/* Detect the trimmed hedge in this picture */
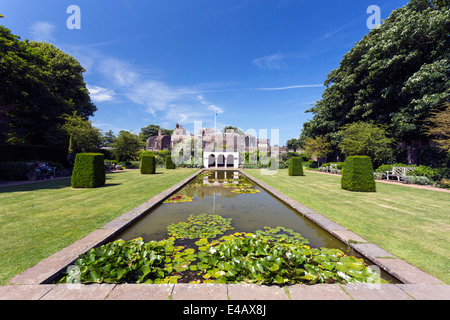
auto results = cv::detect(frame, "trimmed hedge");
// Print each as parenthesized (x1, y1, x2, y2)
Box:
(288, 157, 304, 176)
(71, 153, 105, 188)
(141, 155, 156, 174)
(341, 156, 376, 192)
(166, 155, 175, 169)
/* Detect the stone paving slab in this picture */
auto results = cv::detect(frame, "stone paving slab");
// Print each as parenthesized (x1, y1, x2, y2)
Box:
(331, 230, 368, 244)
(106, 284, 174, 300)
(343, 284, 413, 300)
(288, 284, 350, 300)
(8, 256, 75, 285)
(171, 283, 228, 300)
(372, 258, 444, 285)
(228, 284, 289, 300)
(395, 284, 450, 300)
(115, 210, 145, 221)
(52, 229, 116, 260)
(40, 284, 116, 300)
(305, 214, 348, 231)
(1, 283, 449, 300)
(0, 285, 55, 300)
(100, 218, 134, 231)
(350, 243, 397, 259)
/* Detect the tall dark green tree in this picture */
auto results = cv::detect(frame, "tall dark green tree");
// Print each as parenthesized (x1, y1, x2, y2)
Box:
(286, 138, 300, 152)
(0, 26, 96, 145)
(60, 112, 101, 155)
(113, 131, 144, 162)
(300, 0, 449, 162)
(101, 130, 117, 147)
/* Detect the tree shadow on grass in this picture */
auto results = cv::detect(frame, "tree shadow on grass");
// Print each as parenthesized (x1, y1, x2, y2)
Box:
(107, 170, 164, 175)
(0, 178, 121, 193)
(0, 178, 72, 193)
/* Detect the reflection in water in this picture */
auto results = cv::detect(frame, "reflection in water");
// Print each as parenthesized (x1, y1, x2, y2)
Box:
(114, 170, 348, 253)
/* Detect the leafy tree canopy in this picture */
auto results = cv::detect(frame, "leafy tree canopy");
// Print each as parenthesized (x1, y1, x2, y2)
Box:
(60, 112, 101, 156)
(286, 138, 300, 151)
(337, 121, 396, 167)
(0, 26, 96, 145)
(101, 130, 117, 147)
(300, 0, 449, 145)
(114, 130, 144, 161)
(303, 136, 332, 167)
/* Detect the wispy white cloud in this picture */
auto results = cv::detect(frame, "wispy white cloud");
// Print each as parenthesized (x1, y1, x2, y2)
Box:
(162, 104, 209, 126)
(127, 80, 181, 114)
(29, 21, 55, 43)
(98, 57, 139, 87)
(197, 95, 224, 114)
(79, 51, 223, 124)
(252, 53, 285, 70)
(87, 85, 115, 103)
(256, 84, 323, 91)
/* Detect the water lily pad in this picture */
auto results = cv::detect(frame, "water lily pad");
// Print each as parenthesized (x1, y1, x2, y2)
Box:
(167, 213, 234, 239)
(58, 220, 384, 286)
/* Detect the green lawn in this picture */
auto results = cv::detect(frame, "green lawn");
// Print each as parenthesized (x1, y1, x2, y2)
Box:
(245, 169, 450, 284)
(0, 168, 198, 285)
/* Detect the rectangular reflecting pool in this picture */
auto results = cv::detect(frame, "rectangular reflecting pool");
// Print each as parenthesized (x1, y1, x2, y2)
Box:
(114, 170, 350, 252)
(110, 170, 399, 283)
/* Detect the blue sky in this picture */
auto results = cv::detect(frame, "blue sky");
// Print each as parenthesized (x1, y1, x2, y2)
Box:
(0, 0, 408, 145)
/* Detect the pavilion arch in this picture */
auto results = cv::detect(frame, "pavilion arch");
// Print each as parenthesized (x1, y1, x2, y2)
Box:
(208, 154, 216, 168)
(226, 154, 234, 167)
(217, 154, 225, 168)
(204, 152, 239, 168)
